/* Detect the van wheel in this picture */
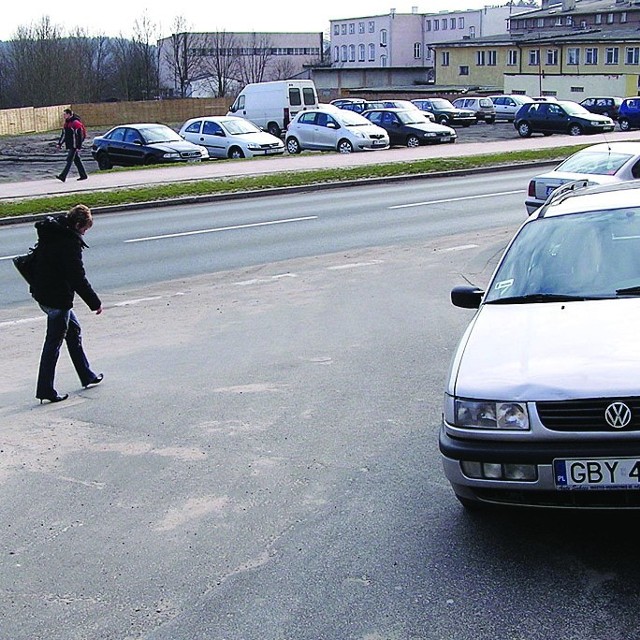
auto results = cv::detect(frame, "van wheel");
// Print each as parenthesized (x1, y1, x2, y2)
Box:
(267, 123, 281, 138)
(96, 152, 112, 170)
(569, 123, 583, 136)
(406, 135, 420, 148)
(337, 139, 353, 153)
(228, 146, 245, 159)
(517, 121, 532, 138)
(619, 118, 631, 131)
(286, 137, 301, 154)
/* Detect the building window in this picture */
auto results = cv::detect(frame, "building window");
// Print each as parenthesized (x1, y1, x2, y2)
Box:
(450, 18, 456, 29)
(341, 45, 347, 62)
(348, 44, 355, 61)
(555, 16, 564, 26)
(426, 19, 431, 31)
(607, 13, 614, 23)
(626, 47, 640, 65)
(460, 65, 469, 76)
(334, 46, 339, 62)
(381, 55, 387, 67)
(442, 51, 450, 66)
(570, 86, 585, 93)
(537, 18, 545, 27)
(585, 48, 598, 65)
(595, 14, 602, 24)
(359, 21, 365, 34)
(349, 23, 355, 34)
(414, 42, 421, 59)
(507, 49, 518, 66)
(333, 25, 340, 35)
(567, 47, 580, 65)
(606, 47, 619, 65)
(368, 43, 375, 61)
(476, 51, 485, 66)
(469, 26, 476, 38)
(358, 44, 365, 61)
(546, 49, 558, 65)
(381, 29, 387, 46)
(434, 20, 440, 31)
(566, 15, 573, 26)
(529, 49, 540, 66)
(442, 18, 448, 30)
(621, 12, 628, 23)
(488, 50, 497, 66)
(369, 21, 375, 33)
(458, 17, 465, 29)
(341, 24, 347, 35)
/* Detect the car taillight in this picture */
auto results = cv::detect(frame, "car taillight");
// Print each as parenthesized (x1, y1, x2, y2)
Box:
(528, 180, 536, 197)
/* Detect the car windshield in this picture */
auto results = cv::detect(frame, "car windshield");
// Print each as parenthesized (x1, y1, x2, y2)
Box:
(562, 102, 591, 116)
(141, 126, 182, 144)
(397, 110, 429, 125)
(430, 98, 454, 109)
(220, 119, 261, 135)
(340, 111, 370, 126)
(555, 150, 633, 176)
(484, 208, 640, 303)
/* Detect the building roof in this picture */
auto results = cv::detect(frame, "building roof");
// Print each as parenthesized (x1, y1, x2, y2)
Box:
(514, 0, 640, 18)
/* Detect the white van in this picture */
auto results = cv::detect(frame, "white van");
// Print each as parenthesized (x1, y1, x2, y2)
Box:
(227, 80, 319, 138)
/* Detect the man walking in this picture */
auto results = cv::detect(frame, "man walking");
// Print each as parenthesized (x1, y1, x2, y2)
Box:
(56, 108, 88, 182)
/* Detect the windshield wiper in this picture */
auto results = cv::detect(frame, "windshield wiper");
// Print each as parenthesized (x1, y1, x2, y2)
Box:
(487, 293, 594, 304)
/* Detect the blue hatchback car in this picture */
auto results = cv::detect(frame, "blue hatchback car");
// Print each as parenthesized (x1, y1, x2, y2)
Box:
(618, 97, 640, 131)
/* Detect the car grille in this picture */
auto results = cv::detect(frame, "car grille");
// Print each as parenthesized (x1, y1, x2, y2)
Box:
(536, 398, 640, 432)
(369, 134, 386, 140)
(259, 143, 281, 149)
(476, 488, 640, 508)
(180, 151, 201, 158)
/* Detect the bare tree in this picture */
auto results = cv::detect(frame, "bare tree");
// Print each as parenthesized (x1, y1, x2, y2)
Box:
(161, 16, 202, 97)
(197, 29, 238, 97)
(131, 12, 160, 100)
(235, 33, 274, 85)
(270, 58, 297, 81)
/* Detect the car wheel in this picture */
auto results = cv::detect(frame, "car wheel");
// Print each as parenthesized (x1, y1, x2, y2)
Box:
(517, 121, 532, 138)
(406, 135, 420, 148)
(267, 123, 281, 138)
(449, 137, 457, 143)
(461, 122, 471, 128)
(438, 116, 450, 126)
(486, 117, 495, 124)
(286, 137, 301, 154)
(619, 118, 631, 132)
(569, 124, 583, 136)
(228, 146, 245, 159)
(96, 152, 112, 170)
(144, 155, 158, 165)
(337, 139, 353, 154)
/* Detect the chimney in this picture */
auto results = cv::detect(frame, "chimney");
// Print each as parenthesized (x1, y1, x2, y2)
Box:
(412, 5, 419, 12)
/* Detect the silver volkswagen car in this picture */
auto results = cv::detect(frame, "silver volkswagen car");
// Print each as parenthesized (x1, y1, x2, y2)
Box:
(442, 180, 640, 509)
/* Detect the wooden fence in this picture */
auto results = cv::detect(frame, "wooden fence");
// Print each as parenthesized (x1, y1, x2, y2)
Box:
(0, 98, 231, 136)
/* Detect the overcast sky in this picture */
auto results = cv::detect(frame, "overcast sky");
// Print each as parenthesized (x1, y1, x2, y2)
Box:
(0, 0, 508, 40)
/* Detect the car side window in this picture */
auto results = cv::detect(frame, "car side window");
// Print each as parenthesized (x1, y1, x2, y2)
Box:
(367, 111, 382, 124)
(382, 112, 397, 125)
(632, 161, 640, 180)
(203, 121, 224, 136)
(298, 112, 316, 125)
(185, 121, 202, 134)
(326, 115, 338, 128)
(124, 128, 142, 143)
(316, 112, 329, 127)
(109, 128, 126, 141)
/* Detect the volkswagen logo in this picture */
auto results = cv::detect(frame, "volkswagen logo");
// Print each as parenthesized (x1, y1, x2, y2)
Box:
(605, 402, 632, 429)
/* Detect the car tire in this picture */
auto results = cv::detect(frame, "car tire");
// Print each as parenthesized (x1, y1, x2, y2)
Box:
(406, 135, 420, 148)
(517, 121, 532, 138)
(619, 118, 631, 132)
(449, 137, 457, 143)
(96, 152, 112, 170)
(286, 137, 301, 154)
(486, 117, 495, 124)
(438, 116, 450, 126)
(461, 122, 471, 128)
(337, 139, 353, 154)
(569, 124, 583, 136)
(228, 146, 245, 159)
(267, 123, 281, 138)
(144, 155, 158, 165)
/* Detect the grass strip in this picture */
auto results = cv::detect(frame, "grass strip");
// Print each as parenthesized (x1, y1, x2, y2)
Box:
(0, 145, 585, 219)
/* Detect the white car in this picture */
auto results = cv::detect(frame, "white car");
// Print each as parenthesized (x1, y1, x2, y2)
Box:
(442, 180, 640, 510)
(179, 115, 284, 159)
(285, 107, 389, 154)
(525, 142, 640, 214)
(489, 94, 534, 121)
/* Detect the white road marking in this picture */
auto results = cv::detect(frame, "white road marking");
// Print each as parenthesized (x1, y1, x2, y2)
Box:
(113, 297, 163, 306)
(440, 244, 479, 252)
(124, 216, 318, 243)
(389, 190, 524, 210)
(235, 274, 298, 286)
(0, 316, 43, 328)
(327, 260, 383, 270)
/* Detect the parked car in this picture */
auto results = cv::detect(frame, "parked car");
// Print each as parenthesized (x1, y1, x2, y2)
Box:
(452, 96, 496, 123)
(579, 96, 623, 120)
(531, 96, 559, 102)
(285, 107, 389, 154)
(525, 142, 640, 213)
(618, 97, 640, 131)
(179, 115, 284, 159)
(362, 108, 457, 146)
(330, 98, 369, 114)
(489, 94, 534, 121)
(441, 179, 640, 509)
(411, 98, 475, 127)
(91, 123, 208, 170)
(362, 99, 436, 122)
(514, 101, 615, 137)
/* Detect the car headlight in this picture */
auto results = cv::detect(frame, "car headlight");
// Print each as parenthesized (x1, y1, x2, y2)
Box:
(424, 132, 437, 137)
(247, 143, 261, 150)
(163, 152, 181, 159)
(591, 121, 603, 126)
(454, 399, 529, 430)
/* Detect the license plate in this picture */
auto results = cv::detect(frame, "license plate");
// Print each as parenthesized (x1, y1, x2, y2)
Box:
(372, 141, 386, 147)
(554, 458, 640, 490)
(441, 136, 450, 142)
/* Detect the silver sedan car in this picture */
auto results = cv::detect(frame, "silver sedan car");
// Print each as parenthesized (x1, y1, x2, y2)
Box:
(525, 142, 640, 214)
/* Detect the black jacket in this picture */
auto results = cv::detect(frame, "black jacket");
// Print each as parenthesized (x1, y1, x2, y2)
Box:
(30, 215, 101, 311)
(57, 114, 85, 150)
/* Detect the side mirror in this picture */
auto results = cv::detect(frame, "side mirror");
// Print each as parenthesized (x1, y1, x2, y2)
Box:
(327, 122, 339, 129)
(451, 285, 484, 309)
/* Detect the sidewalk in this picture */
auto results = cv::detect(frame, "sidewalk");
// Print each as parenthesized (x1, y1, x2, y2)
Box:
(2, 131, 638, 201)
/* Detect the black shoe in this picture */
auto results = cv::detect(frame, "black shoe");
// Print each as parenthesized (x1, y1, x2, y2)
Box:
(38, 393, 69, 404)
(78, 176, 88, 181)
(55, 175, 66, 182)
(83, 373, 103, 388)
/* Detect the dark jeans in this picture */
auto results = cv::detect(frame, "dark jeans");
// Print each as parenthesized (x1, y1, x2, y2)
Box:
(59, 149, 87, 180)
(36, 305, 96, 398)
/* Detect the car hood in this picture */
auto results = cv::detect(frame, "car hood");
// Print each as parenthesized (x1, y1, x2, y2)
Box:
(450, 299, 640, 401)
(404, 122, 455, 134)
(236, 131, 283, 145)
(147, 139, 201, 152)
